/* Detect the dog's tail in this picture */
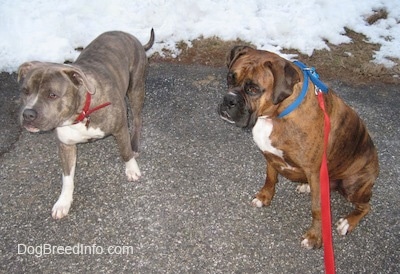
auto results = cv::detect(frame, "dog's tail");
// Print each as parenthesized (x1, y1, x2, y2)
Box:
(143, 28, 155, 51)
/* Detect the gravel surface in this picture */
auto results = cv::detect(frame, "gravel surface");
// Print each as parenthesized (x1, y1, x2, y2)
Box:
(0, 63, 399, 273)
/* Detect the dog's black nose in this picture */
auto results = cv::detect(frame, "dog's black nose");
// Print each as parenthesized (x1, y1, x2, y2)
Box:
(223, 93, 239, 108)
(23, 109, 37, 122)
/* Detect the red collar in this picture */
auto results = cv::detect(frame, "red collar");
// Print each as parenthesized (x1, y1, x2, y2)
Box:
(74, 92, 111, 127)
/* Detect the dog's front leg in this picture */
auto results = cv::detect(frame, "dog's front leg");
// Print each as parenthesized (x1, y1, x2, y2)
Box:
(301, 173, 322, 249)
(252, 162, 279, 207)
(51, 142, 76, 219)
(114, 129, 141, 181)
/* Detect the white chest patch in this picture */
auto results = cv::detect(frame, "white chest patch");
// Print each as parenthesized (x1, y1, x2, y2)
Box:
(56, 123, 106, 145)
(252, 116, 284, 158)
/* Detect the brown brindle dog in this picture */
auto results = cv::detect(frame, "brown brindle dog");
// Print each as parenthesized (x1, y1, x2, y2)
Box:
(218, 46, 379, 249)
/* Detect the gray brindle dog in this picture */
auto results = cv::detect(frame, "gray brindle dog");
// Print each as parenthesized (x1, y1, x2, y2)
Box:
(18, 29, 154, 219)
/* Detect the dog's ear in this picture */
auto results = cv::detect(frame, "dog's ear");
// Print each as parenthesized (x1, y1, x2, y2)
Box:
(17, 61, 42, 83)
(265, 59, 300, 105)
(226, 46, 251, 69)
(63, 67, 96, 94)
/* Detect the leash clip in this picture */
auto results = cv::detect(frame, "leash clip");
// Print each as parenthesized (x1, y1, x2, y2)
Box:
(315, 86, 322, 95)
(85, 116, 91, 128)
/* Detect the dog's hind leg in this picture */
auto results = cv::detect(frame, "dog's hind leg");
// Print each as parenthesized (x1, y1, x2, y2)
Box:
(335, 173, 375, 235)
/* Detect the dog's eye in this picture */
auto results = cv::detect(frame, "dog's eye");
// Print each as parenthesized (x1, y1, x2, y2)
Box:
(245, 84, 260, 95)
(48, 92, 58, 99)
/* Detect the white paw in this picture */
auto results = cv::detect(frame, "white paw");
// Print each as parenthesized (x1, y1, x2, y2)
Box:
(251, 198, 263, 208)
(296, 183, 310, 193)
(125, 157, 141, 181)
(52, 199, 72, 219)
(336, 218, 350, 235)
(301, 238, 314, 250)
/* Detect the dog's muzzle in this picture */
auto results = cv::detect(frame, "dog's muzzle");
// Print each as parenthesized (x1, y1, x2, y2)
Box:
(219, 109, 235, 124)
(219, 92, 240, 123)
(21, 108, 41, 132)
(218, 92, 240, 123)
(219, 91, 253, 128)
(23, 108, 38, 122)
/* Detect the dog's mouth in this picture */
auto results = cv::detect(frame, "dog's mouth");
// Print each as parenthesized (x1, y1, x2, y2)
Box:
(219, 110, 235, 124)
(23, 124, 41, 133)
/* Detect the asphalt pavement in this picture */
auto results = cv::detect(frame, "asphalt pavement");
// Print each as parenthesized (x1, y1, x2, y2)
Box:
(0, 63, 399, 273)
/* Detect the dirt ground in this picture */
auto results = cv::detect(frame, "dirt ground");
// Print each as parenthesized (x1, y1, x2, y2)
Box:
(150, 11, 399, 86)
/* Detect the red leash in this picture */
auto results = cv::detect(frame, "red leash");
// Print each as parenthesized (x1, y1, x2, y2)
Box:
(317, 91, 335, 274)
(279, 61, 335, 273)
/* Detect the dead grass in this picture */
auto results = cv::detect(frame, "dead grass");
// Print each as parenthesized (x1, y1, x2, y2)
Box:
(150, 37, 252, 67)
(281, 28, 400, 85)
(150, 10, 399, 85)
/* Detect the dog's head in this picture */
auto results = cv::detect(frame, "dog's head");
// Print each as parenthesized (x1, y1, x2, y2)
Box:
(218, 46, 301, 128)
(17, 62, 94, 132)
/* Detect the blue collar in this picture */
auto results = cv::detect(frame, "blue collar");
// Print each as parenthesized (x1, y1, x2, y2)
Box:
(278, 61, 329, 118)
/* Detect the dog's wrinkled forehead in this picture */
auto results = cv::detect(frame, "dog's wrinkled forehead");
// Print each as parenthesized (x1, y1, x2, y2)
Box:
(18, 62, 93, 94)
(226, 46, 281, 87)
(19, 63, 65, 86)
(226, 46, 301, 105)
(23, 69, 70, 97)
